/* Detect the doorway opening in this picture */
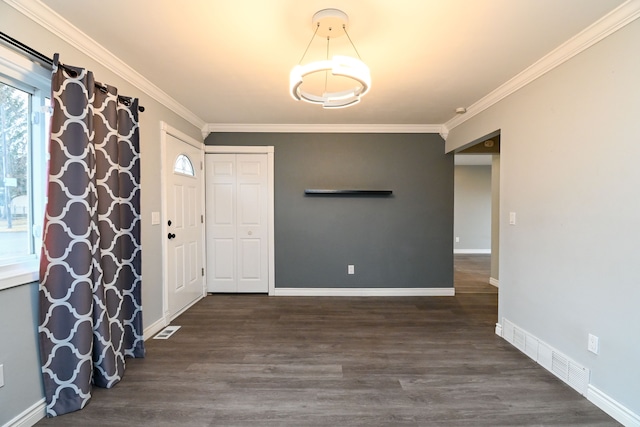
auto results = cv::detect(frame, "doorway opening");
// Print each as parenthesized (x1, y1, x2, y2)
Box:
(453, 131, 500, 294)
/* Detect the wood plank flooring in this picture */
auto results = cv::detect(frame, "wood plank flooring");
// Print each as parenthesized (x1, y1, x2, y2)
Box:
(36, 256, 617, 426)
(454, 254, 496, 294)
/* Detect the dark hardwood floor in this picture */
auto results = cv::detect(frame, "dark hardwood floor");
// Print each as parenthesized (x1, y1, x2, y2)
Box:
(454, 254, 496, 294)
(36, 256, 617, 426)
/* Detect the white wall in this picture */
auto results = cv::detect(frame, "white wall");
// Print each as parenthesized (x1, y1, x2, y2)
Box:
(446, 17, 640, 417)
(0, 3, 203, 424)
(454, 165, 491, 252)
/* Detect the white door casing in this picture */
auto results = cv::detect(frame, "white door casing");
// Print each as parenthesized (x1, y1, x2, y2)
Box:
(161, 123, 205, 320)
(204, 146, 274, 294)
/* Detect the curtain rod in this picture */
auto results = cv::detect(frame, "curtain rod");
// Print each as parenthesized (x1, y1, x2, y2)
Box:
(0, 31, 145, 112)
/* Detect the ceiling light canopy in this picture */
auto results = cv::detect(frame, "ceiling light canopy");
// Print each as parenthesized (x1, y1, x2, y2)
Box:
(290, 9, 371, 109)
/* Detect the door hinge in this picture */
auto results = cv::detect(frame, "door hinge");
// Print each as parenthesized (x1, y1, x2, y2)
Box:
(201, 267, 205, 276)
(201, 214, 204, 223)
(201, 161, 203, 170)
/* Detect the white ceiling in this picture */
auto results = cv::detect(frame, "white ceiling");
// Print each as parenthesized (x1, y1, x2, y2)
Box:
(39, 0, 625, 127)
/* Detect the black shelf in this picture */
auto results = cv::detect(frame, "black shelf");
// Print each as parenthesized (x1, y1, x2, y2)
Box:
(304, 189, 393, 196)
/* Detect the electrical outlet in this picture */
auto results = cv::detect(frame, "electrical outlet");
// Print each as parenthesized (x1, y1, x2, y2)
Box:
(348, 265, 355, 275)
(455, 237, 460, 243)
(588, 334, 599, 354)
(0, 364, 4, 388)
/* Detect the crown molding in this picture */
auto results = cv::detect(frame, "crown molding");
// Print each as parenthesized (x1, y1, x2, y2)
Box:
(203, 123, 444, 138)
(3, 0, 206, 130)
(444, 0, 640, 132)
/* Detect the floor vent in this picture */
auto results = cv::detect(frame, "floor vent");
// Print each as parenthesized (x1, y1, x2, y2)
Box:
(153, 325, 181, 340)
(501, 317, 589, 395)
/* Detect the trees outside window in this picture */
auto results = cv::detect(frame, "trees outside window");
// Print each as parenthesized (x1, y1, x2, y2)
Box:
(0, 82, 30, 259)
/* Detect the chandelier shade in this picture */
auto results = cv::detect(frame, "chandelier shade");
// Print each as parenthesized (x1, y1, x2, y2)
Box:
(290, 9, 371, 109)
(290, 56, 371, 109)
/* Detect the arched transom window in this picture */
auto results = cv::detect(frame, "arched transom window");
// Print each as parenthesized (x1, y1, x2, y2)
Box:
(174, 154, 195, 176)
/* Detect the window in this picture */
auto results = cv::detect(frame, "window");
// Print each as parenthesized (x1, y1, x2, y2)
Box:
(0, 44, 51, 289)
(174, 154, 195, 176)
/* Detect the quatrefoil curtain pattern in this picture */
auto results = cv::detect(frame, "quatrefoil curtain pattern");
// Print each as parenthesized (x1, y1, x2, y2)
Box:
(39, 58, 145, 417)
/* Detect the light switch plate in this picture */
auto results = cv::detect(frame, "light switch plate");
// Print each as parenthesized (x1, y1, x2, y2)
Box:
(588, 334, 599, 354)
(151, 211, 160, 225)
(0, 364, 4, 388)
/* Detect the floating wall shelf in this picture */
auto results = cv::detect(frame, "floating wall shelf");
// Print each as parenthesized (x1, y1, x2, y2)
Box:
(304, 189, 393, 196)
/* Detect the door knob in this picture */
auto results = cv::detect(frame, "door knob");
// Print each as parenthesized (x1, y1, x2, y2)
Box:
(168, 233, 176, 239)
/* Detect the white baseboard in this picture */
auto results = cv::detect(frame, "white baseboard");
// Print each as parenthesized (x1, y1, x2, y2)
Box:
(587, 385, 640, 427)
(273, 287, 455, 297)
(143, 316, 169, 341)
(502, 317, 590, 395)
(495, 322, 502, 336)
(501, 317, 640, 426)
(143, 295, 206, 340)
(3, 398, 45, 427)
(489, 277, 499, 287)
(454, 249, 491, 254)
(5, 297, 206, 427)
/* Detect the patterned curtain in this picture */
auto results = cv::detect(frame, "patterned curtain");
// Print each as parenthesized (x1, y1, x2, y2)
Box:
(38, 58, 145, 417)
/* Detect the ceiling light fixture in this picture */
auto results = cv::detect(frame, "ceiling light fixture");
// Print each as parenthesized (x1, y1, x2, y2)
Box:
(290, 8, 371, 109)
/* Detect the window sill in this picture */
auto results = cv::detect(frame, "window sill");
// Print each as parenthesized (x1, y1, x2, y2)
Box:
(0, 260, 39, 291)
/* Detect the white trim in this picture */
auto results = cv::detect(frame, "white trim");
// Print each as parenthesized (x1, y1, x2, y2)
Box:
(159, 123, 169, 322)
(161, 122, 203, 148)
(142, 315, 169, 341)
(0, 42, 50, 291)
(3, 0, 206, 130)
(0, 43, 50, 88)
(587, 385, 640, 427)
(454, 249, 491, 254)
(267, 151, 275, 296)
(0, 261, 38, 291)
(501, 317, 591, 396)
(489, 277, 499, 288)
(495, 322, 503, 336)
(204, 145, 276, 296)
(444, 0, 640, 133)
(273, 287, 455, 297)
(3, 398, 46, 427)
(202, 123, 444, 137)
(204, 145, 274, 154)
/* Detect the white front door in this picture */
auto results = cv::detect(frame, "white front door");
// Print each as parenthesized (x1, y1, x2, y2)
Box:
(206, 153, 269, 293)
(165, 133, 204, 318)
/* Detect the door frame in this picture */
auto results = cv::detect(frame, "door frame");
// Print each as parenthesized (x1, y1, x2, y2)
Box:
(160, 122, 206, 321)
(204, 145, 275, 295)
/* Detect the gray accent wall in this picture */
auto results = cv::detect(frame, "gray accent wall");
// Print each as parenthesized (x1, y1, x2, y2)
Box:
(446, 18, 640, 417)
(206, 133, 453, 288)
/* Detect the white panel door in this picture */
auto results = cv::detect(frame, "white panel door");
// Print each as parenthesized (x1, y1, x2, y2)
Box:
(206, 153, 268, 293)
(206, 154, 236, 292)
(165, 135, 204, 317)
